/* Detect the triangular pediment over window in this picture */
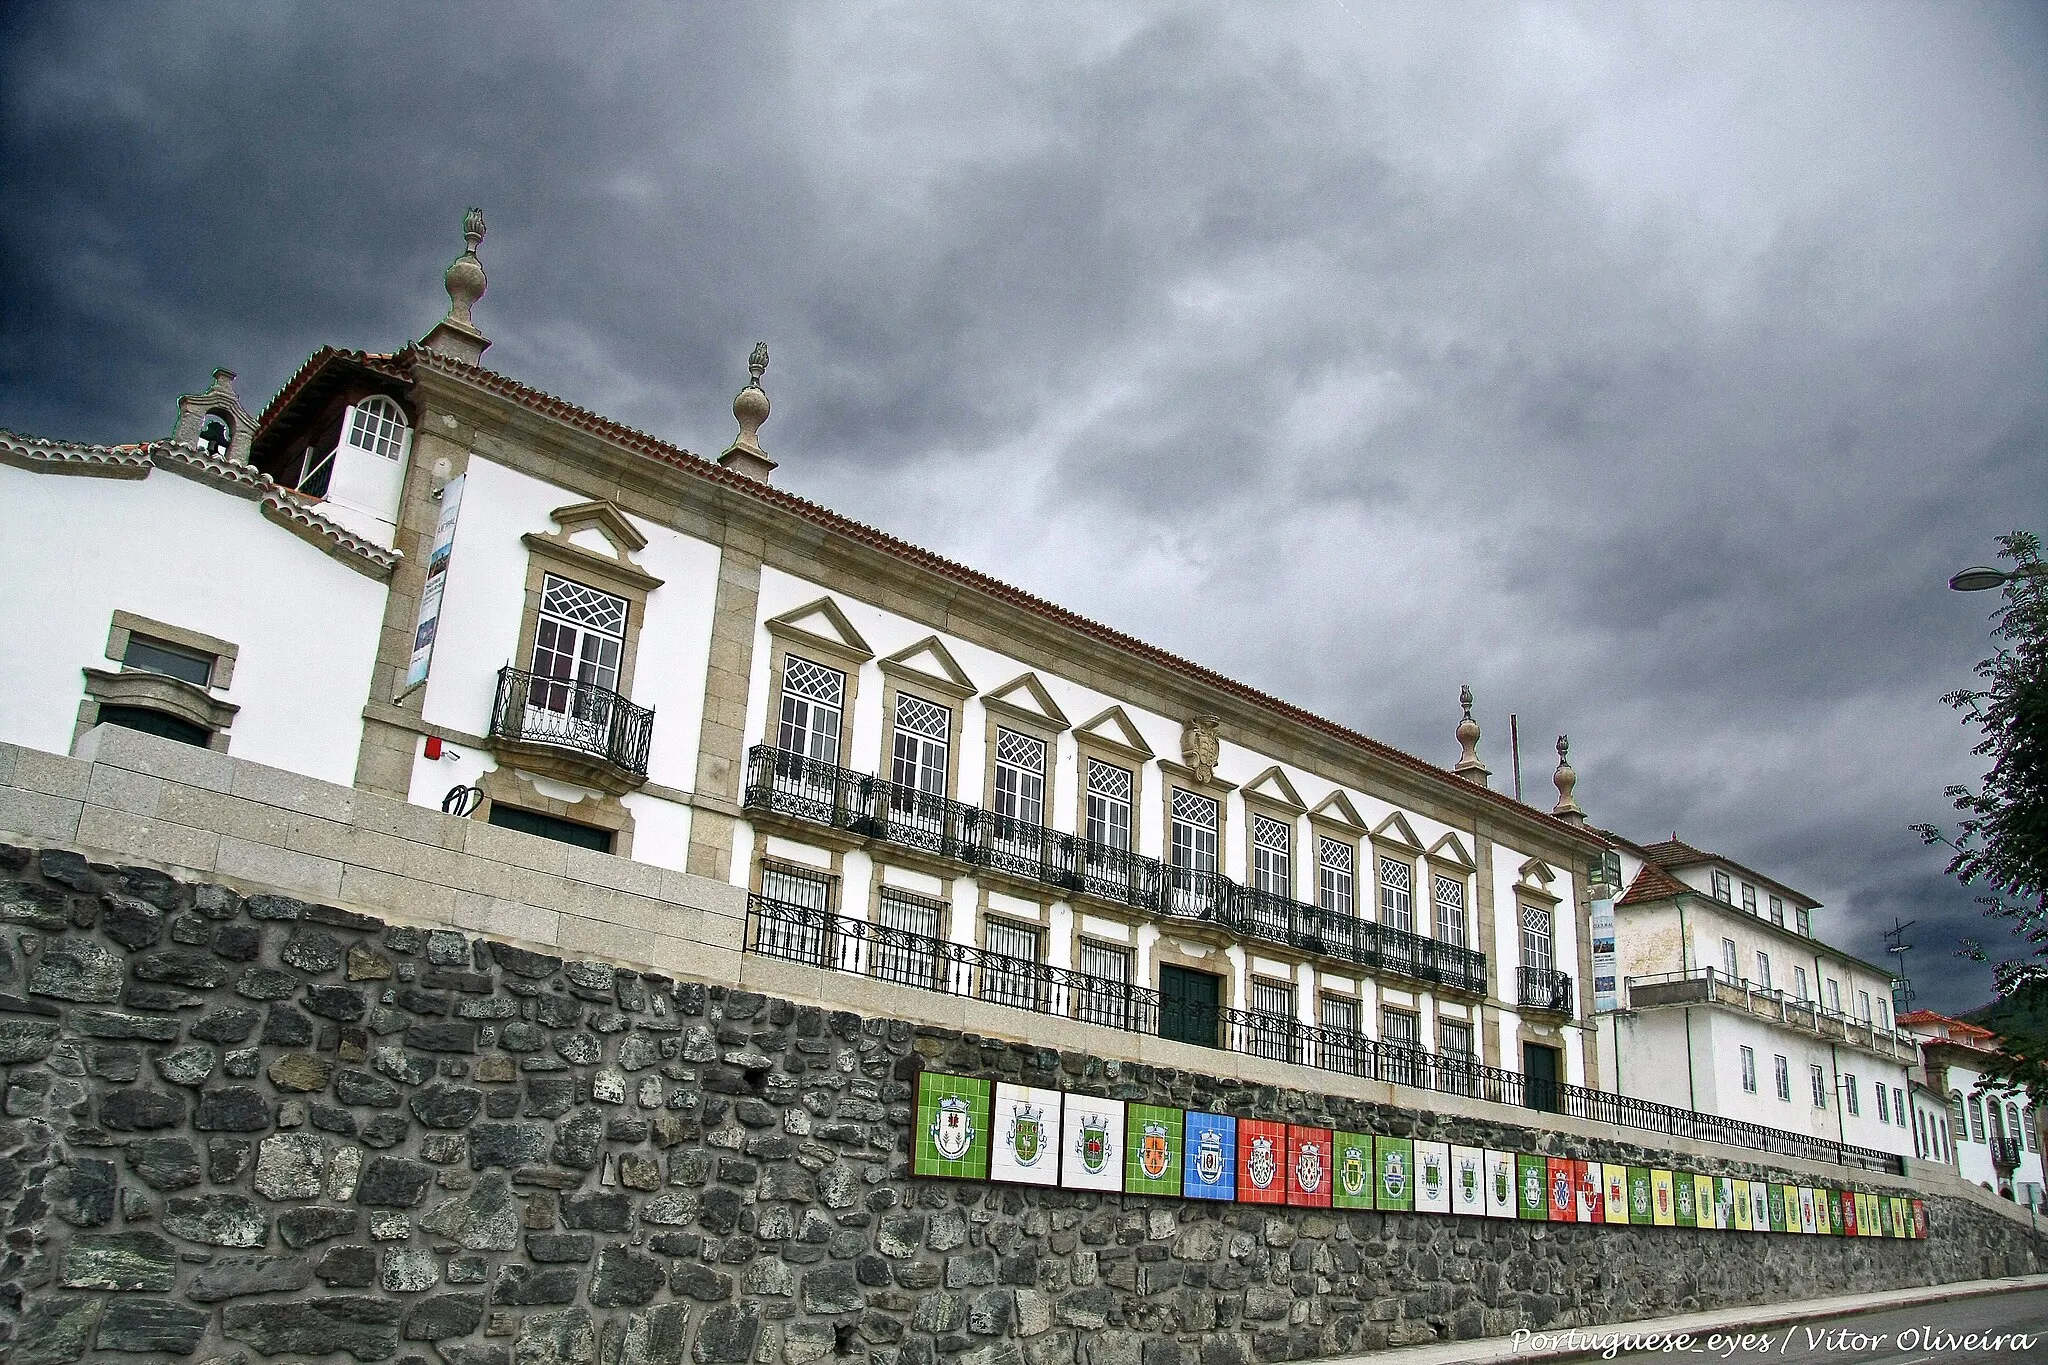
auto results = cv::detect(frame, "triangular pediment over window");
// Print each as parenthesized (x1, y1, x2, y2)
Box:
(1428, 832, 1476, 872)
(765, 597, 873, 664)
(880, 635, 976, 700)
(550, 500, 648, 555)
(983, 672, 1070, 731)
(1517, 856, 1562, 903)
(1372, 811, 1424, 854)
(1309, 790, 1366, 832)
(1075, 705, 1154, 761)
(1241, 766, 1306, 814)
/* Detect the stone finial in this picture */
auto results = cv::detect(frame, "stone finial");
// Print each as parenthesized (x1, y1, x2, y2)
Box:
(1551, 734, 1585, 824)
(1452, 685, 1490, 787)
(718, 342, 778, 483)
(421, 207, 491, 365)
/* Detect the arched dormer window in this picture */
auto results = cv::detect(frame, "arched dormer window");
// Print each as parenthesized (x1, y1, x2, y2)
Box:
(346, 395, 410, 460)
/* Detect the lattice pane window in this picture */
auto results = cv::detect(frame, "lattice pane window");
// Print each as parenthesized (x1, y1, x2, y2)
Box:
(782, 656, 844, 708)
(1318, 838, 1354, 917)
(1252, 814, 1290, 896)
(1085, 760, 1133, 850)
(346, 396, 409, 459)
(1172, 790, 1219, 829)
(1087, 760, 1131, 802)
(1433, 874, 1467, 945)
(895, 694, 950, 741)
(995, 728, 1045, 774)
(1379, 858, 1413, 931)
(541, 575, 628, 637)
(1520, 904, 1554, 972)
(1170, 790, 1219, 873)
(993, 728, 1046, 828)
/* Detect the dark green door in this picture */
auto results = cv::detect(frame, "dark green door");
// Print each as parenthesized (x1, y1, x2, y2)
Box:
(1523, 1042, 1560, 1114)
(1159, 966, 1222, 1047)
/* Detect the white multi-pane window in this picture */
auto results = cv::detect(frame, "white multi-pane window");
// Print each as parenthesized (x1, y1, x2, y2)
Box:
(1434, 874, 1467, 946)
(1721, 938, 1739, 980)
(1085, 760, 1132, 850)
(1796, 908, 1812, 936)
(1968, 1094, 1985, 1143)
(1811, 1065, 1828, 1108)
(1880, 999, 1892, 1031)
(777, 655, 844, 762)
(1170, 791, 1220, 872)
(891, 695, 950, 798)
(1248, 979, 1295, 1061)
(1876, 1083, 1891, 1123)
(1711, 870, 1733, 903)
(1844, 1074, 1860, 1116)
(1794, 966, 1810, 1001)
(874, 891, 942, 990)
(1858, 990, 1872, 1022)
(1379, 858, 1413, 932)
(1076, 941, 1131, 1027)
(982, 918, 1040, 1011)
(1741, 883, 1757, 916)
(992, 729, 1046, 828)
(1740, 1046, 1757, 1093)
(1827, 979, 1842, 1013)
(345, 395, 409, 459)
(1775, 1055, 1791, 1102)
(1520, 905, 1554, 973)
(1769, 895, 1785, 926)
(1251, 814, 1291, 896)
(529, 575, 626, 714)
(1317, 839, 1354, 916)
(1756, 951, 1772, 992)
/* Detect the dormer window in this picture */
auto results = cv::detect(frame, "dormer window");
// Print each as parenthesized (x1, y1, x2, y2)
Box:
(1711, 869, 1732, 903)
(347, 395, 410, 460)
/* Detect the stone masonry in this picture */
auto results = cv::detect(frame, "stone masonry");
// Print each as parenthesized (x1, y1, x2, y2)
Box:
(1, 844, 2041, 1365)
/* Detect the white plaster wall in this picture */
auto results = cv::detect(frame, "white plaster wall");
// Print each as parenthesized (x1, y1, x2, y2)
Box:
(0, 463, 385, 785)
(415, 457, 723, 845)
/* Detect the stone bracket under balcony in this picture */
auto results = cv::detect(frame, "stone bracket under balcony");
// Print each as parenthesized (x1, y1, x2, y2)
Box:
(487, 665, 654, 795)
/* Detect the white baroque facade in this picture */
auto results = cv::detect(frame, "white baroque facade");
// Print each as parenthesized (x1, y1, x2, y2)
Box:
(1902, 1010, 2045, 1208)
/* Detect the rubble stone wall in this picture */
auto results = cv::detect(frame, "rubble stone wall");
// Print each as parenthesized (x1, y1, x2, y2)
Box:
(1, 844, 2040, 1365)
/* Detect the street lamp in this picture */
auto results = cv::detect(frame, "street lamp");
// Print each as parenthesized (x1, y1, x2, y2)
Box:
(1950, 564, 2044, 592)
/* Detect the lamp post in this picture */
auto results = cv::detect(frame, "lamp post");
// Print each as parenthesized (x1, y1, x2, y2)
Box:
(1949, 564, 2044, 592)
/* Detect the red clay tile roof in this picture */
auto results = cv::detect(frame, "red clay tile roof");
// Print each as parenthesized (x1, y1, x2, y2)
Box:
(1616, 862, 1692, 907)
(1638, 838, 1715, 868)
(1897, 1009, 1995, 1040)
(258, 344, 1608, 849)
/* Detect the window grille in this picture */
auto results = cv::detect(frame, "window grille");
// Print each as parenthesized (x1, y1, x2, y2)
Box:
(778, 655, 845, 764)
(1379, 858, 1413, 931)
(1740, 1046, 1756, 1094)
(1248, 980, 1295, 1061)
(992, 728, 1046, 828)
(1075, 940, 1132, 1027)
(1434, 874, 1467, 945)
(758, 866, 833, 965)
(1251, 814, 1290, 895)
(1319, 839, 1354, 917)
(982, 918, 1040, 1011)
(1775, 1055, 1791, 1102)
(873, 892, 943, 991)
(1085, 760, 1133, 850)
(346, 395, 409, 459)
(1439, 1019, 1472, 1059)
(1320, 995, 1357, 1033)
(1811, 1065, 1827, 1108)
(1520, 905, 1554, 973)
(1382, 1009, 1419, 1084)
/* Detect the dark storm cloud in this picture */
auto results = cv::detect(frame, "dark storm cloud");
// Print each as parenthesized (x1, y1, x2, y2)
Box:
(4, 1, 2043, 1009)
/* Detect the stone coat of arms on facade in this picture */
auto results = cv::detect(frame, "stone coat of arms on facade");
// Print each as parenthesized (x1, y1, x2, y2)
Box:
(1181, 715, 1221, 785)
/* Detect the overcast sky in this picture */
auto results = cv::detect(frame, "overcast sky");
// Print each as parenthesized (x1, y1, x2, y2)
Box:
(3, 2, 2042, 1012)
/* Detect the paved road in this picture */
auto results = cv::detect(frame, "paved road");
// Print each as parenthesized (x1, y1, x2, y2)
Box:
(1586, 1286, 2048, 1364)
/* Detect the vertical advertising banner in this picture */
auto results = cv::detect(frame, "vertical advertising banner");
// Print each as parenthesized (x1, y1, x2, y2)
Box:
(1485, 1150, 1517, 1220)
(1124, 1104, 1183, 1199)
(1517, 1155, 1549, 1220)
(1912, 1200, 1929, 1239)
(1749, 1183, 1769, 1234)
(1604, 1166, 1632, 1225)
(915, 1072, 993, 1180)
(1733, 1181, 1752, 1232)
(1768, 1185, 1788, 1234)
(989, 1083, 1063, 1187)
(1375, 1137, 1416, 1212)
(1183, 1113, 1236, 1202)
(1237, 1119, 1288, 1205)
(1799, 1187, 1818, 1235)
(1332, 1131, 1374, 1211)
(404, 472, 465, 690)
(1574, 1160, 1599, 1223)
(1286, 1126, 1334, 1209)
(1839, 1191, 1858, 1237)
(1626, 1167, 1653, 1225)
(1651, 1170, 1676, 1227)
(1695, 1175, 1719, 1231)
(1546, 1158, 1575, 1221)
(1714, 1177, 1736, 1230)
(1414, 1141, 1452, 1215)
(1451, 1146, 1486, 1218)
(1673, 1171, 1696, 1228)
(1060, 1094, 1125, 1192)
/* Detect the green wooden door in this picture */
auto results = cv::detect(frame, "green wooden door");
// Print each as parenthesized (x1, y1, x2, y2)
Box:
(1159, 966, 1222, 1047)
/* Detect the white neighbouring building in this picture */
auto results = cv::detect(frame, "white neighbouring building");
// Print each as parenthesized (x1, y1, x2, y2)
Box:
(1596, 834, 1921, 1164)
(0, 211, 1617, 1109)
(1900, 1010, 2045, 1208)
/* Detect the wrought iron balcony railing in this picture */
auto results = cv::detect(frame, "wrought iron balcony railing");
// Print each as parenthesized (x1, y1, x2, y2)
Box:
(1991, 1135, 2024, 1171)
(744, 895, 1903, 1175)
(1517, 965, 1574, 1015)
(489, 666, 654, 778)
(1624, 969, 1918, 1063)
(742, 745, 1491, 999)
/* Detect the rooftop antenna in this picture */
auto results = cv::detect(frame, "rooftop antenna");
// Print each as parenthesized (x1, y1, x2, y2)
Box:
(1509, 713, 1523, 802)
(1884, 917, 1917, 1011)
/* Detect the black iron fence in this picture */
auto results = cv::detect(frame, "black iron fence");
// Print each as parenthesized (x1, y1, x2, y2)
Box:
(743, 746, 1489, 998)
(745, 894, 1903, 1175)
(490, 666, 654, 777)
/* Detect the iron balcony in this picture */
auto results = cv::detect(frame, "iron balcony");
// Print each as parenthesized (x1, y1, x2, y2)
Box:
(742, 745, 1490, 999)
(1517, 965, 1575, 1016)
(488, 666, 655, 784)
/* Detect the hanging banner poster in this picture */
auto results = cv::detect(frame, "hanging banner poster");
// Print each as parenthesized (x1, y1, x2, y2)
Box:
(1714, 1177, 1736, 1230)
(1333, 1132, 1375, 1211)
(1768, 1185, 1788, 1234)
(1516, 1155, 1548, 1220)
(1604, 1165, 1631, 1225)
(1862, 1193, 1880, 1237)
(1574, 1160, 1599, 1223)
(1912, 1200, 1928, 1239)
(1695, 1174, 1719, 1231)
(1749, 1183, 1770, 1234)
(1900, 1197, 1916, 1238)
(1060, 1094, 1125, 1192)
(1651, 1170, 1676, 1227)
(1414, 1141, 1452, 1215)
(1451, 1146, 1486, 1218)
(1626, 1167, 1653, 1225)
(1237, 1119, 1288, 1205)
(1817, 1189, 1836, 1237)
(915, 1072, 993, 1180)
(1373, 1137, 1415, 1212)
(403, 473, 466, 691)
(1485, 1150, 1517, 1220)
(1124, 1104, 1183, 1199)
(1546, 1158, 1574, 1221)
(1673, 1171, 1696, 1228)
(1183, 1113, 1236, 1202)
(1799, 1187, 1818, 1235)
(1839, 1191, 1858, 1237)
(1287, 1126, 1333, 1209)
(989, 1083, 1063, 1187)
(1732, 1181, 1752, 1232)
